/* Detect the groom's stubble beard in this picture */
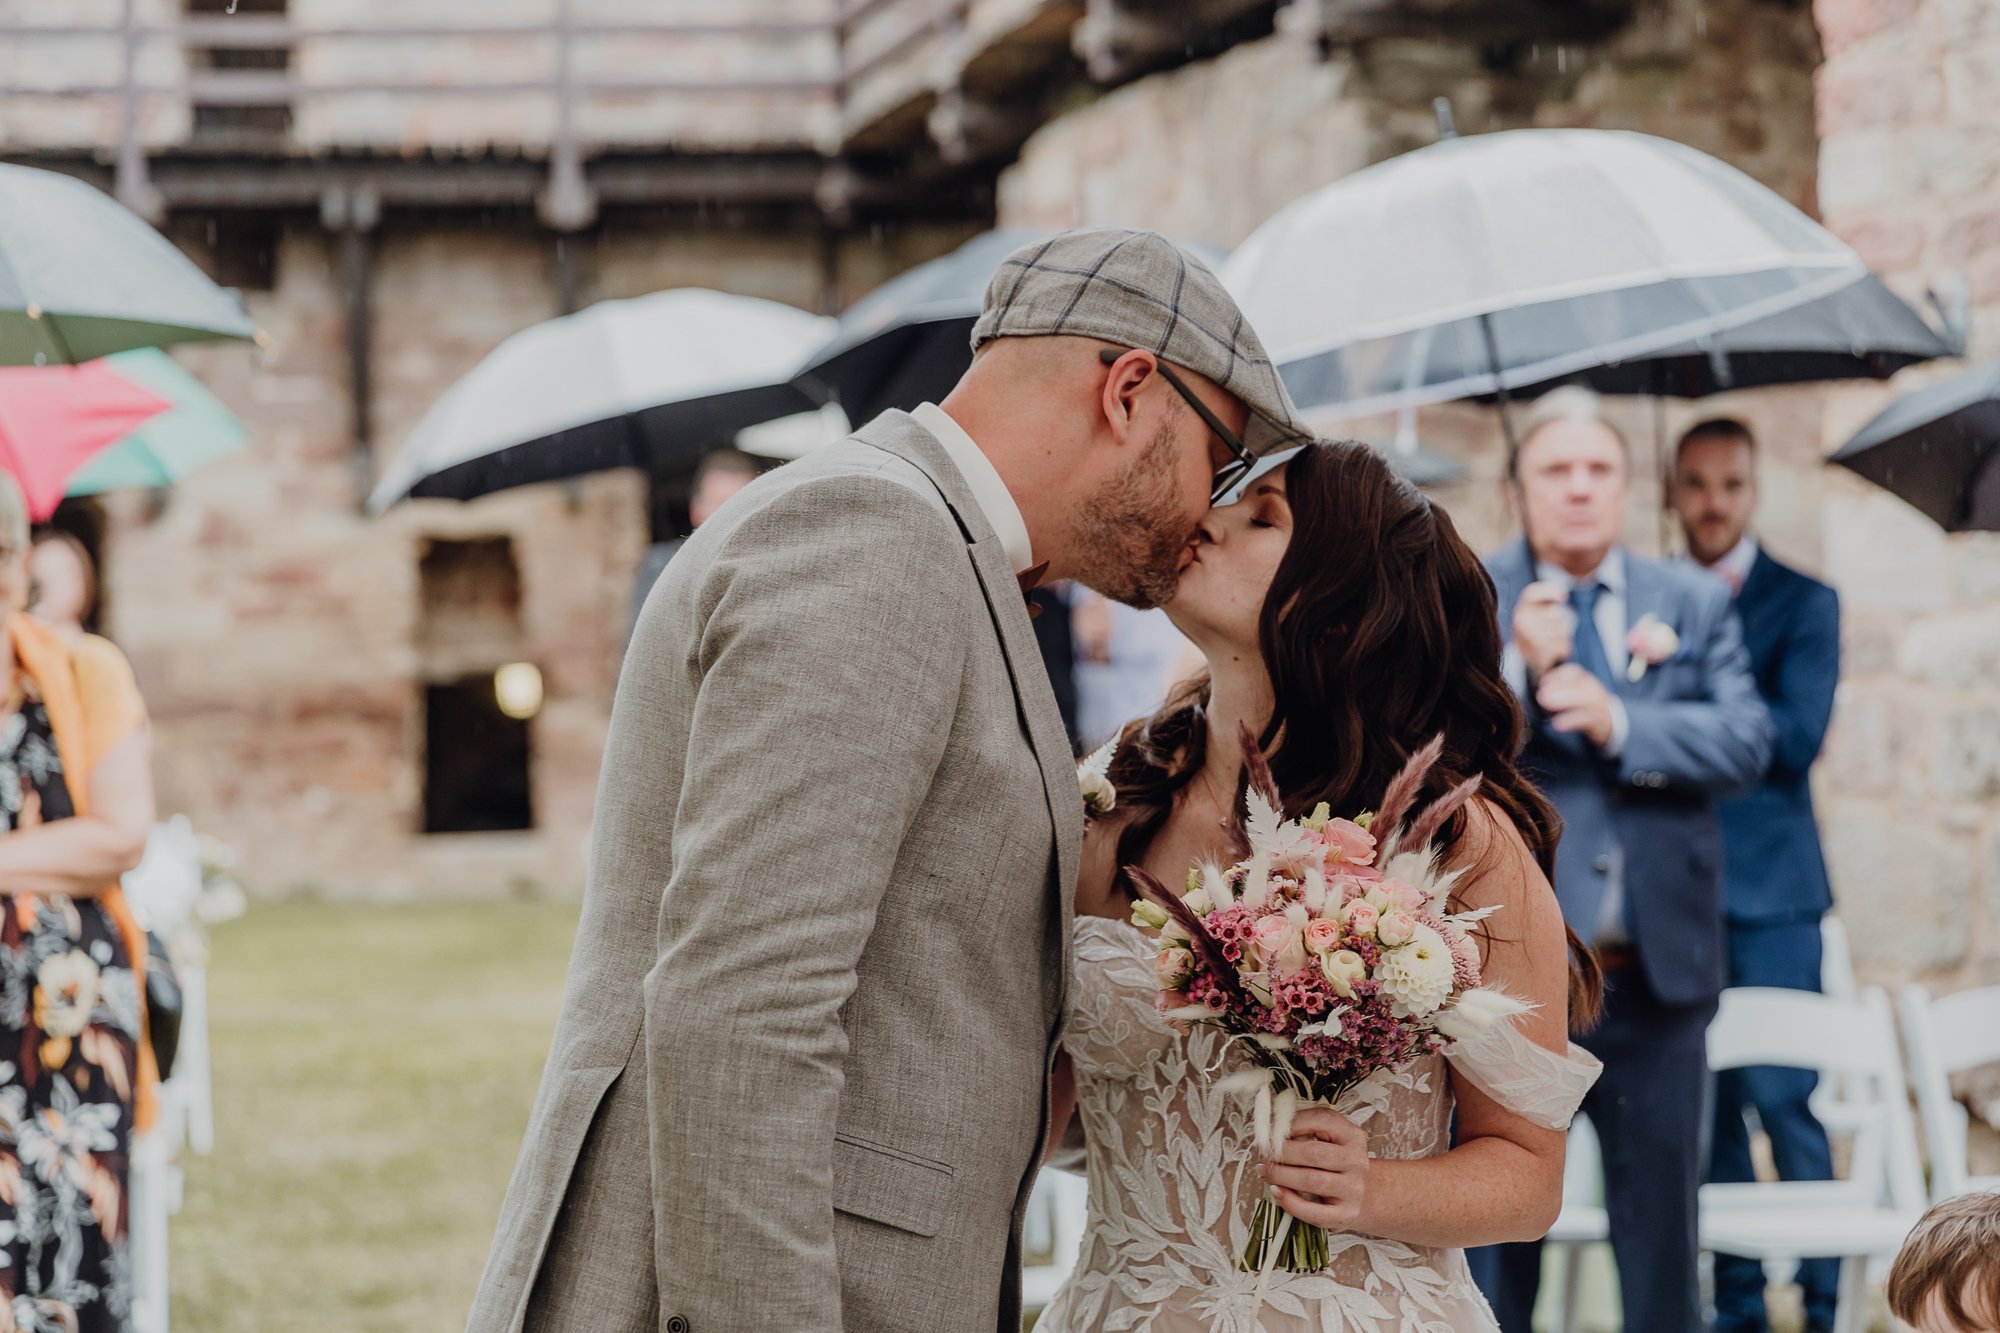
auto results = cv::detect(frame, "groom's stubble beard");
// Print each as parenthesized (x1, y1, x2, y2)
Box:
(1070, 406, 1198, 610)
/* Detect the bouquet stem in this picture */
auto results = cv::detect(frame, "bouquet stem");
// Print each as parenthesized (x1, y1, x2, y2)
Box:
(1241, 1195, 1331, 1273)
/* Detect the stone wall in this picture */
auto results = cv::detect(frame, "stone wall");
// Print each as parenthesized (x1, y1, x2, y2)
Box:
(98, 218, 972, 898)
(1812, 0, 2000, 992)
(994, 0, 2000, 993)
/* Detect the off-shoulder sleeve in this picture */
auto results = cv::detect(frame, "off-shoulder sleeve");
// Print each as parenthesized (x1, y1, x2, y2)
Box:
(1447, 1018, 1602, 1131)
(70, 634, 148, 768)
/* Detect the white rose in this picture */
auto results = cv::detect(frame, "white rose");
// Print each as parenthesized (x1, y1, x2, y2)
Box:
(1377, 923, 1455, 1018)
(1319, 948, 1367, 999)
(1079, 769, 1117, 817)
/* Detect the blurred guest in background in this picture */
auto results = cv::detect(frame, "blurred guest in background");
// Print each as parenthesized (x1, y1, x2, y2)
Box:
(1470, 387, 1772, 1333)
(1671, 416, 1842, 1333)
(1031, 581, 1081, 749)
(1070, 591, 1192, 749)
(29, 529, 100, 643)
(0, 472, 157, 1333)
(627, 448, 762, 644)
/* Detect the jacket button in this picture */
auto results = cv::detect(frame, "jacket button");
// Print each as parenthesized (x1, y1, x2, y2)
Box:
(1593, 855, 1612, 874)
(667, 1319, 690, 1333)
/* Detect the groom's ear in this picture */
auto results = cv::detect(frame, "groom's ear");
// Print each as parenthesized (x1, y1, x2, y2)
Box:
(1098, 349, 1159, 445)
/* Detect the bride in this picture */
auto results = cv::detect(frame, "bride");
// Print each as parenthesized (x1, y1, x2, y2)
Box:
(1037, 441, 1603, 1332)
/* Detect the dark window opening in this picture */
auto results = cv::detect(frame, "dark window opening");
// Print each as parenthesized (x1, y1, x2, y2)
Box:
(422, 677, 533, 834)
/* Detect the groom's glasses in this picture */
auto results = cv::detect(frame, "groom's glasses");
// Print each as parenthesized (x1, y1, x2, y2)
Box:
(1097, 347, 1258, 505)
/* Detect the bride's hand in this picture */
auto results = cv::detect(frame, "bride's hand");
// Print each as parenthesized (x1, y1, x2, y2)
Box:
(1262, 1108, 1370, 1231)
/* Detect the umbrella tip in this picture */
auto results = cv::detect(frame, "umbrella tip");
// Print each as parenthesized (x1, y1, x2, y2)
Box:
(1433, 97, 1458, 140)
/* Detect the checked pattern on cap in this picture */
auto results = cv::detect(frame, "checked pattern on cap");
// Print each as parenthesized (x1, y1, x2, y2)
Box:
(970, 229, 1309, 455)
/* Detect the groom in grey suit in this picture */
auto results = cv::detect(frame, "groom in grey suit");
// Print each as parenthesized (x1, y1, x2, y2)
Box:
(468, 229, 1309, 1333)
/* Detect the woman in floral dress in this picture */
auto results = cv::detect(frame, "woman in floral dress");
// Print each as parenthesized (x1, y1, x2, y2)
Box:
(0, 479, 155, 1333)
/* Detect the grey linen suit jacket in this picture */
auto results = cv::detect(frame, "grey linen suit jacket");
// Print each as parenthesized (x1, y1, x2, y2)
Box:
(467, 411, 1082, 1333)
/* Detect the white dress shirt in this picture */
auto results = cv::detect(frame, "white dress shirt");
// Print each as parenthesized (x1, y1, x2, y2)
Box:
(911, 402, 1035, 576)
(1695, 533, 1758, 594)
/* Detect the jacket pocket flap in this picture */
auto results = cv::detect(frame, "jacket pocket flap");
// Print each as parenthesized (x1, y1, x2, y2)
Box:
(833, 1133, 954, 1238)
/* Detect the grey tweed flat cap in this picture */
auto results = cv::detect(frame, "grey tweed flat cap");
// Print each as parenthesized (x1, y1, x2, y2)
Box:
(970, 227, 1311, 456)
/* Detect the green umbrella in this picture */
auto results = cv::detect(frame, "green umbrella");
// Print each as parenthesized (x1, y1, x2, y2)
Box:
(0, 164, 258, 366)
(61, 350, 248, 497)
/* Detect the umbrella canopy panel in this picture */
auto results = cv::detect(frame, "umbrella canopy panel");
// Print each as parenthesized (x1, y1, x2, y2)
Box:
(61, 349, 250, 497)
(0, 359, 174, 519)
(369, 289, 834, 510)
(1225, 129, 1910, 419)
(1507, 273, 1953, 400)
(1831, 361, 2000, 531)
(0, 164, 258, 366)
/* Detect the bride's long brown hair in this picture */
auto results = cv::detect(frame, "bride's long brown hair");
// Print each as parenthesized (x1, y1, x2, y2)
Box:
(1106, 440, 1602, 1027)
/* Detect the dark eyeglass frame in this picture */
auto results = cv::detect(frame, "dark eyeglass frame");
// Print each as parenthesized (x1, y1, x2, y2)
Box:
(1097, 346, 1258, 504)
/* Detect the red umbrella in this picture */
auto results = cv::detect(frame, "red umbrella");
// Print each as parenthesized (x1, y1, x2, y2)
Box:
(0, 360, 173, 520)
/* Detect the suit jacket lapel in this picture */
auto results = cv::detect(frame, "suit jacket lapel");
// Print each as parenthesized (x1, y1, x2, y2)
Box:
(1489, 537, 1536, 615)
(852, 414, 1081, 985)
(1619, 554, 1669, 699)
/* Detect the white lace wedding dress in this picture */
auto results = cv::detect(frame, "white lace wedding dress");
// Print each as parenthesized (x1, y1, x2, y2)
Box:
(1036, 917, 1600, 1333)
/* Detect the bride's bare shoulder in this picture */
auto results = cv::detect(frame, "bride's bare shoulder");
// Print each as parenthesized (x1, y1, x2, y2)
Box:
(1449, 798, 1556, 917)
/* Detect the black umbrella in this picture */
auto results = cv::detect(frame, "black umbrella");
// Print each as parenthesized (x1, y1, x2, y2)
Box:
(799, 228, 1227, 423)
(1505, 273, 1958, 401)
(1829, 361, 2000, 531)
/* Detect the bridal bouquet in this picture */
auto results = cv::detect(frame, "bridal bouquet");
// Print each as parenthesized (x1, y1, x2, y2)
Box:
(1124, 732, 1529, 1275)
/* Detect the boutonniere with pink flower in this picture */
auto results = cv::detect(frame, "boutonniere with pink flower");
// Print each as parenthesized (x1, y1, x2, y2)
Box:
(1078, 738, 1118, 818)
(1625, 613, 1681, 682)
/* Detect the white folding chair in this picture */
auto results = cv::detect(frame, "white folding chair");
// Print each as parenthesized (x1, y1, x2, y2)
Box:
(1545, 1112, 1609, 1333)
(1699, 986, 1927, 1333)
(1820, 916, 1857, 1001)
(1898, 982, 2000, 1203)
(1020, 1168, 1090, 1312)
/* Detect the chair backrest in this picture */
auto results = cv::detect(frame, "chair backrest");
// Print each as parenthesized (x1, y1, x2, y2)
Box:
(1898, 983, 2000, 1201)
(1708, 985, 1928, 1214)
(1019, 1169, 1090, 1306)
(1821, 916, 1857, 1001)
(1563, 1112, 1603, 1206)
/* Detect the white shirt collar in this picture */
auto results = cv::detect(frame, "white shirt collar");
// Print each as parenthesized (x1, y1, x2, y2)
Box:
(1698, 533, 1759, 589)
(1533, 546, 1625, 596)
(910, 402, 1035, 576)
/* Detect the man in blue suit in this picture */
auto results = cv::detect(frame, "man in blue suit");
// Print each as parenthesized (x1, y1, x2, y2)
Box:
(1469, 388, 1773, 1333)
(1671, 417, 1842, 1333)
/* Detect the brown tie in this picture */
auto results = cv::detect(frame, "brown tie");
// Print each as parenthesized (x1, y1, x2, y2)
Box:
(1017, 562, 1050, 620)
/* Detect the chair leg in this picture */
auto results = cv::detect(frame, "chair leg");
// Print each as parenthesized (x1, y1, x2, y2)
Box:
(1556, 1243, 1583, 1333)
(1831, 1256, 1868, 1333)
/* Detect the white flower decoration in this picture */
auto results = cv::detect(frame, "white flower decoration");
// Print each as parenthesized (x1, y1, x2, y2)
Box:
(1077, 738, 1118, 817)
(1377, 923, 1455, 1018)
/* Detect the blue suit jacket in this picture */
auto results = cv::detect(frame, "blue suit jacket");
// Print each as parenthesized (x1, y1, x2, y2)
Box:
(1715, 548, 1839, 925)
(1485, 540, 1774, 1006)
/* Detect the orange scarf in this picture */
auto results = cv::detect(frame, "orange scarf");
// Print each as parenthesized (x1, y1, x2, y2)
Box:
(11, 616, 158, 1133)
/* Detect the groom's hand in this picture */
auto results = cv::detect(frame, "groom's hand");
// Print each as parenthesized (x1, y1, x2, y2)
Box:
(1262, 1108, 1370, 1231)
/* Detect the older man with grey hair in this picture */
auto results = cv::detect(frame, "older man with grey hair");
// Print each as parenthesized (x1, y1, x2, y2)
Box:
(468, 229, 1310, 1333)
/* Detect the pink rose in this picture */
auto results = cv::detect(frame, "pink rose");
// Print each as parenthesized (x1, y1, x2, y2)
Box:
(1303, 918, 1343, 953)
(1380, 877, 1428, 912)
(1320, 818, 1377, 866)
(1377, 910, 1417, 947)
(1251, 915, 1300, 962)
(1342, 900, 1380, 938)
(1155, 948, 1195, 989)
(1449, 932, 1482, 988)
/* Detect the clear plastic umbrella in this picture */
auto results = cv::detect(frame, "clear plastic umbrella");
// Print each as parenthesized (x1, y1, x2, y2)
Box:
(1223, 127, 1948, 425)
(368, 289, 834, 512)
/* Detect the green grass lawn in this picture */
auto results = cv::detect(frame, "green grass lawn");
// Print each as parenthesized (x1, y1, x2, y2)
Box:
(170, 897, 579, 1332)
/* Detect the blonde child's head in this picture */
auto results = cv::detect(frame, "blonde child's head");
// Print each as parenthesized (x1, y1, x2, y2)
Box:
(1888, 1191, 2000, 1333)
